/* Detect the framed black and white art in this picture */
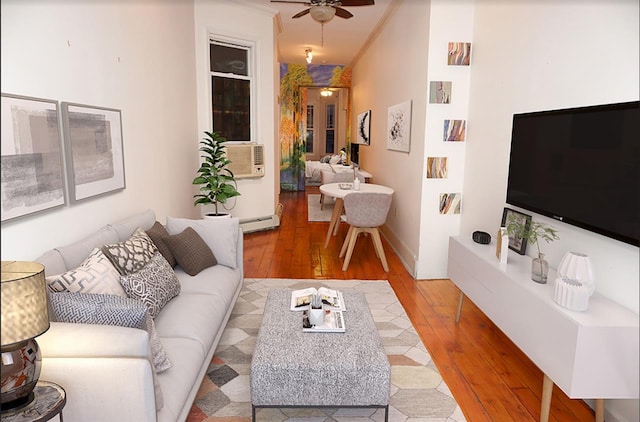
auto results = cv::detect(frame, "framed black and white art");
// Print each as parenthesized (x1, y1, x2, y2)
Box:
(1, 94, 66, 222)
(62, 102, 126, 202)
(356, 109, 371, 145)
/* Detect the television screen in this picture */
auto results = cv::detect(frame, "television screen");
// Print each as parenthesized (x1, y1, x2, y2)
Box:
(506, 101, 639, 246)
(350, 143, 360, 167)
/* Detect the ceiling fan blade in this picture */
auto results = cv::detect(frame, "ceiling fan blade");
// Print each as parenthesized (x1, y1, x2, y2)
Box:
(339, 0, 375, 6)
(270, 1, 311, 4)
(292, 8, 311, 19)
(334, 7, 354, 19)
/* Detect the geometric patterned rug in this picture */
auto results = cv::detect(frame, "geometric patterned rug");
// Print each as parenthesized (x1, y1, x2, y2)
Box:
(186, 278, 466, 422)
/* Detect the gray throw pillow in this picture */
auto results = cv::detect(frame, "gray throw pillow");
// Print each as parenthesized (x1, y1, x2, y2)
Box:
(145, 221, 177, 268)
(48, 292, 172, 373)
(102, 227, 158, 275)
(163, 227, 217, 276)
(119, 252, 181, 318)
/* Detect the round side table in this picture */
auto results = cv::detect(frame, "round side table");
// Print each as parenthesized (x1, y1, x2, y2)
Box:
(1, 381, 66, 422)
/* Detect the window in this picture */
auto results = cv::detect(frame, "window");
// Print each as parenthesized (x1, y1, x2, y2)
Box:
(210, 38, 253, 142)
(325, 103, 335, 153)
(306, 105, 314, 153)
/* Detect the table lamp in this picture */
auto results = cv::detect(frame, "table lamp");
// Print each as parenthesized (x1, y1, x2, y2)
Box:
(1, 261, 49, 413)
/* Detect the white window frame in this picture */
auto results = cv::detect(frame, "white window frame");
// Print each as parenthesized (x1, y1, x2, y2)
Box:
(208, 35, 256, 143)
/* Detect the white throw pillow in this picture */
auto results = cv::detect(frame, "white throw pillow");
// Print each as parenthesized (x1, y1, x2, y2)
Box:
(46, 248, 126, 296)
(165, 216, 239, 269)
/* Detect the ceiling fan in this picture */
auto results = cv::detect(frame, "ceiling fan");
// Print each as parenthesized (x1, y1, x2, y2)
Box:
(270, 0, 375, 24)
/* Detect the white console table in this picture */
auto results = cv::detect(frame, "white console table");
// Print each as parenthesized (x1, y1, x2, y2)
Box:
(447, 236, 639, 422)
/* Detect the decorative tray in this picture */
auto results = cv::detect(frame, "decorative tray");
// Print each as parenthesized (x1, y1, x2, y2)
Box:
(339, 183, 353, 190)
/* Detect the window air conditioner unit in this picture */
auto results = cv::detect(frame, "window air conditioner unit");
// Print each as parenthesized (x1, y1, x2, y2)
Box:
(225, 144, 265, 179)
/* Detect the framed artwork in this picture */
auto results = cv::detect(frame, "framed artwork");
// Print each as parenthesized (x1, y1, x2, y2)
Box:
(386, 100, 412, 152)
(501, 207, 532, 255)
(426, 157, 448, 178)
(356, 109, 371, 145)
(429, 81, 452, 104)
(444, 119, 466, 142)
(448, 42, 472, 66)
(1, 93, 66, 222)
(62, 102, 125, 202)
(439, 193, 461, 214)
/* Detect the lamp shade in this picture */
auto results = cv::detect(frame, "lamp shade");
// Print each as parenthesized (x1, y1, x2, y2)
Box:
(556, 252, 595, 295)
(1, 261, 49, 346)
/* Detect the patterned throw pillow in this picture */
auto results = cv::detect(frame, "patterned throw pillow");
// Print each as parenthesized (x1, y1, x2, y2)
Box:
(145, 221, 177, 268)
(119, 252, 181, 318)
(46, 248, 126, 296)
(163, 227, 217, 276)
(102, 228, 158, 275)
(48, 292, 172, 373)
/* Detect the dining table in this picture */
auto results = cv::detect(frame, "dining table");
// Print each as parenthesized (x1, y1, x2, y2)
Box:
(319, 182, 395, 248)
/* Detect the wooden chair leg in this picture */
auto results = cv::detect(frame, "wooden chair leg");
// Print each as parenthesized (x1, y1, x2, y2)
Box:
(342, 228, 361, 271)
(370, 228, 389, 272)
(340, 226, 354, 258)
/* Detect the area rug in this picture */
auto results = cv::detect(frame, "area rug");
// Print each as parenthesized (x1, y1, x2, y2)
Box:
(307, 194, 334, 222)
(187, 278, 466, 422)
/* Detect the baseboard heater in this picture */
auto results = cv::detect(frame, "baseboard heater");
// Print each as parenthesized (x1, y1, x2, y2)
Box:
(239, 215, 280, 233)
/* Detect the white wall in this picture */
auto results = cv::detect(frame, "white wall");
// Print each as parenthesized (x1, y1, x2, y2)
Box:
(1, 0, 199, 260)
(417, 0, 474, 278)
(193, 0, 277, 220)
(351, 0, 431, 274)
(462, 2, 639, 421)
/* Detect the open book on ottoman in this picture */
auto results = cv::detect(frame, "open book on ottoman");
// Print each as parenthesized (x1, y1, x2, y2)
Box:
(290, 287, 346, 311)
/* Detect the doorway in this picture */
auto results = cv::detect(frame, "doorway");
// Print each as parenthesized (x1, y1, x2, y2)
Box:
(303, 87, 349, 162)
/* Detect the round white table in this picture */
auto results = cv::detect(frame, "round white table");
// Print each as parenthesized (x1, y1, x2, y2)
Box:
(319, 183, 394, 248)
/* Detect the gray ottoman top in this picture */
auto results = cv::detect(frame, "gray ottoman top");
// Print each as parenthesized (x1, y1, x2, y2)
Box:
(251, 288, 390, 406)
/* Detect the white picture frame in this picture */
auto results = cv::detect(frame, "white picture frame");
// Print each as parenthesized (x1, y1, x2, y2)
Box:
(62, 102, 126, 202)
(1, 93, 66, 222)
(386, 100, 412, 152)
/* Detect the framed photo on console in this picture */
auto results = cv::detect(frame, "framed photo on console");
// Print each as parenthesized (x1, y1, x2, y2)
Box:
(501, 207, 532, 255)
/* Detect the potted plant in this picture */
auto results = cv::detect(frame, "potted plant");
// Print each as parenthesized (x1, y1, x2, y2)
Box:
(506, 215, 559, 283)
(192, 131, 241, 217)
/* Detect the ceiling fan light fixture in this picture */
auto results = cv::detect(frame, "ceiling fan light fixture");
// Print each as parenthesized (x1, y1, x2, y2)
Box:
(305, 48, 313, 64)
(310, 5, 336, 23)
(320, 87, 333, 97)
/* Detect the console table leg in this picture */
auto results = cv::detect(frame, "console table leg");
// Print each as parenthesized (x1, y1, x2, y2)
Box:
(455, 291, 464, 323)
(595, 399, 604, 422)
(540, 374, 553, 422)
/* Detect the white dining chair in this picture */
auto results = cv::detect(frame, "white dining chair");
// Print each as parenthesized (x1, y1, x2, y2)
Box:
(339, 192, 393, 272)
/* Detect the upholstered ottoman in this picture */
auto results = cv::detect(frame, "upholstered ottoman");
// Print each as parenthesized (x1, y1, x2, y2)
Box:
(250, 289, 390, 421)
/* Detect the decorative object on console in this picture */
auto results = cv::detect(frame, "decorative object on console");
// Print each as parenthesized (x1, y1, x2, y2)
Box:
(504, 210, 559, 284)
(495, 227, 509, 268)
(1, 261, 50, 413)
(61, 102, 125, 203)
(501, 207, 531, 254)
(472, 230, 491, 245)
(1, 94, 66, 222)
(553, 277, 591, 312)
(192, 131, 241, 217)
(557, 251, 595, 295)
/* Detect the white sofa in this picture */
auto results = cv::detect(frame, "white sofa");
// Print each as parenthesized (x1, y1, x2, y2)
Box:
(35, 209, 244, 422)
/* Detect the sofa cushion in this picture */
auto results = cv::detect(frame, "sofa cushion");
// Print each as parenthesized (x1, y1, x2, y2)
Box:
(109, 209, 156, 242)
(145, 222, 176, 268)
(163, 227, 217, 276)
(166, 217, 239, 269)
(119, 253, 181, 319)
(55, 225, 119, 270)
(46, 248, 126, 296)
(103, 228, 158, 275)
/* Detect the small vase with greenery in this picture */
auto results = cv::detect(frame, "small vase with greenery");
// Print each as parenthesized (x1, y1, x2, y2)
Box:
(506, 215, 559, 283)
(192, 131, 241, 217)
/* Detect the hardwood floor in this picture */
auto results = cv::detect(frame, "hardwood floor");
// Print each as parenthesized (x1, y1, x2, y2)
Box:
(243, 187, 596, 422)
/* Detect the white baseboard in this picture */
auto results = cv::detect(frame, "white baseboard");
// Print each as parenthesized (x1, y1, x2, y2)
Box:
(239, 215, 280, 233)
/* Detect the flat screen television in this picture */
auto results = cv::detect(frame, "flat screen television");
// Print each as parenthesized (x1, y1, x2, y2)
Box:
(506, 100, 639, 246)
